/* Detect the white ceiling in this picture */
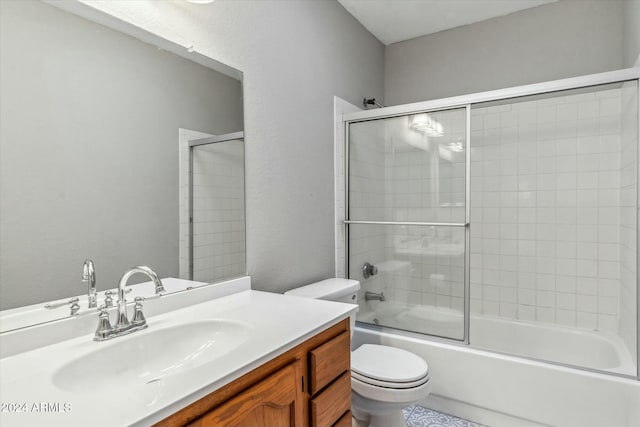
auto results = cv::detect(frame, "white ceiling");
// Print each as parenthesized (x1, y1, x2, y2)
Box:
(338, 0, 557, 45)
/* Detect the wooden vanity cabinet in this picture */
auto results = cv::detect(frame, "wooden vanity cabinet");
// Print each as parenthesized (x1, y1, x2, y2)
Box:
(188, 361, 303, 427)
(155, 318, 351, 427)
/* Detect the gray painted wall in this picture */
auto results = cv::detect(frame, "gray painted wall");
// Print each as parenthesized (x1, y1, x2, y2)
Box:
(623, 0, 640, 67)
(385, 0, 626, 105)
(57, 0, 386, 295)
(0, 0, 243, 308)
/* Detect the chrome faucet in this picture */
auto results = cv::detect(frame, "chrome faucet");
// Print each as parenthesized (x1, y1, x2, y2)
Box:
(94, 265, 164, 341)
(81, 259, 97, 308)
(365, 291, 385, 302)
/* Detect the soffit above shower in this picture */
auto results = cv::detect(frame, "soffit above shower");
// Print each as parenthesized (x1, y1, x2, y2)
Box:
(337, 0, 557, 45)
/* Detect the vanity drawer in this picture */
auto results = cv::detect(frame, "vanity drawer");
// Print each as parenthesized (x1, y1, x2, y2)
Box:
(310, 372, 351, 427)
(309, 331, 350, 395)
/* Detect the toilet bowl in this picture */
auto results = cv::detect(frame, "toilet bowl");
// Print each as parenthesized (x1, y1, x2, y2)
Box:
(350, 343, 431, 427)
(284, 278, 432, 427)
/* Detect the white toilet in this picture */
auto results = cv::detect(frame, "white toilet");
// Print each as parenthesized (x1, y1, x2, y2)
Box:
(285, 278, 432, 427)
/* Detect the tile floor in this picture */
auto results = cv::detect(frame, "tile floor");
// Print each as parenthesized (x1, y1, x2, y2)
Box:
(403, 405, 486, 427)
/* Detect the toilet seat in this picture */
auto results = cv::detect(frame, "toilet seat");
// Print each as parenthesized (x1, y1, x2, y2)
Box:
(351, 370, 430, 389)
(351, 375, 432, 404)
(351, 344, 429, 390)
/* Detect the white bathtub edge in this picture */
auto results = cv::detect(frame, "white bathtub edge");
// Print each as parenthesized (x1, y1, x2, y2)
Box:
(354, 326, 640, 427)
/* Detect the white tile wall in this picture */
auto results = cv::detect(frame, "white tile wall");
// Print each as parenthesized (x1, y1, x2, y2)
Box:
(470, 85, 635, 335)
(382, 110, 466, 320)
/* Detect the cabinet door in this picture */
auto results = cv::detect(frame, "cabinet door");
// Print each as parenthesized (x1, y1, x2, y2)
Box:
(189, 361, 303, 427)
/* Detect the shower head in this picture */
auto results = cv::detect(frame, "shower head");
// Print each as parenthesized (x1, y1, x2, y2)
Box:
(363, 98, 385, 109)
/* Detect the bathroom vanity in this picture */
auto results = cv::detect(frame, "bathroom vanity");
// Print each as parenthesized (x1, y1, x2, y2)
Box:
(0, 277, 356, 427)
(157, 318, 351, 427)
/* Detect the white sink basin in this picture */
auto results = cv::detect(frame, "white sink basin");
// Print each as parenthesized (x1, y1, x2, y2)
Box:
(52, 319, 253, 393)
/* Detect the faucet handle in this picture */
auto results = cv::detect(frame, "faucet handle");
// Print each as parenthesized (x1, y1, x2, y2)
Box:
(131, 297, 147, 326)
(104, 290, 114, 307)
(362, 262, 378, 279)
(94, 305, 113, 341)
(69, 297, 80, 315)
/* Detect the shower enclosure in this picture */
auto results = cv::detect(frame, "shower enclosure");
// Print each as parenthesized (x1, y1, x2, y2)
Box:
(343, 69, 640, 379)
(188, 132, 246, 283)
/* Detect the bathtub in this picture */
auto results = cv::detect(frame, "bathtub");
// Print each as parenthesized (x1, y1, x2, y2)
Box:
(358, 303, 635, 375)
(354, 305, 640, 427)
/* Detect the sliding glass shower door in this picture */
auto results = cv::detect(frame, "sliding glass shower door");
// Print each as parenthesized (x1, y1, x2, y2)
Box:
(347, 107, 469, 340)
(345, 74, 639, 378)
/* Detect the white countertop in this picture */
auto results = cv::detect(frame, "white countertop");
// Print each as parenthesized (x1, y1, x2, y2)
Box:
(0, 289, 356, 426)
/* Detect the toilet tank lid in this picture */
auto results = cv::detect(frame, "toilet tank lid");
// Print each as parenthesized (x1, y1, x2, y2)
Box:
(284, 278, 360, 300)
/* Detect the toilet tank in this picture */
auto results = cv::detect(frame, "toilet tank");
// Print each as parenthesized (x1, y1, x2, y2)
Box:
(284, 278, 360, 337)
(284, 278, 360, 303)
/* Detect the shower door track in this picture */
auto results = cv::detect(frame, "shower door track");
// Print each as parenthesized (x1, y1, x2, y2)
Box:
(343, 68, 640, 123)
(189, 131, 244, 147)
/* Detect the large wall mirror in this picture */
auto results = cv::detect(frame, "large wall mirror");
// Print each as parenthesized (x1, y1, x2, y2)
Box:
(0, 0, 245, 328)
